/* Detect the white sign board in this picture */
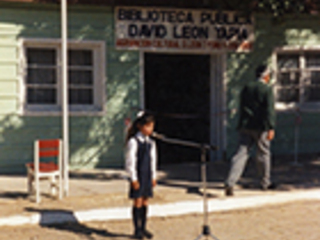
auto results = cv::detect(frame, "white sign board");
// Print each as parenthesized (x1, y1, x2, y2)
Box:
(115, 7, 254, 52)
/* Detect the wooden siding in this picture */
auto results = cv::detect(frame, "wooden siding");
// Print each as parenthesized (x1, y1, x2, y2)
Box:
(0, 3, 140, 173)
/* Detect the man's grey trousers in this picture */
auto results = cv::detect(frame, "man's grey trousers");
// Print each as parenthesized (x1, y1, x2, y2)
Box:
(226, 129, 271, 189)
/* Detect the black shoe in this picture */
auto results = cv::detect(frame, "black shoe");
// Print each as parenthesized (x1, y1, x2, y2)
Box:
(225, 186, 234, 196)
(133, 230, 144, 239)
(261, 183, 278, 191)
(143, 229, 153, 239)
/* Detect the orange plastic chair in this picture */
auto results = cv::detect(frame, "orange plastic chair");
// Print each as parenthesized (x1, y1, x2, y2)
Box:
(25, 139, 63, 203)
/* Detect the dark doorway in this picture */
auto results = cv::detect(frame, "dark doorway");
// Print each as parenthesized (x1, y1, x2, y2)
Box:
(144, 53, 210, 165)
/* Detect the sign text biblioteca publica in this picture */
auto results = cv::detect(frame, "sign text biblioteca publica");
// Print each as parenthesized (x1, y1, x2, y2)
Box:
(115, 7, 254, 52)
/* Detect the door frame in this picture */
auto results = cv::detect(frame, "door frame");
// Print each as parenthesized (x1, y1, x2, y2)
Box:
(139, 50, 227, 161)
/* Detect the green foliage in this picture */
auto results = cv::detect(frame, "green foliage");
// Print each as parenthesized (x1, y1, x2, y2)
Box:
(222, 0, 319, 17)
(254, 0, 318, 16)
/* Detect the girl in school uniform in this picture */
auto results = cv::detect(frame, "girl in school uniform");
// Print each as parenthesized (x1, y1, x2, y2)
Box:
(126, 113, 157, 239)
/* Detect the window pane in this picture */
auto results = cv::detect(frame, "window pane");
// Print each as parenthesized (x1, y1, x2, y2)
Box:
(27, 48, 56, 65)
(68, 50, 93, 66)
(277, 54, 299, 69)
(27, 68, 56, 84)
(27, 88, 56, 104)
(276, 88, 299, 103)
(306, 53, 320, 68)
(69, 70, 93, 85)
(278, 72, 300, 86)
(309, 71, 320, 85)
(69, 89, 93, 104)
(304, 87, 320, 102)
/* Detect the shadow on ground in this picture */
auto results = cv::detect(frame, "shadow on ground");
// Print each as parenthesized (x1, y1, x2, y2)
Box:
(25, 208, 133, 240)
(0, 191, 28, 199)
(69, 170, 126, 181)
(157, 160, 226, 198)
(157, 154, 320, 195)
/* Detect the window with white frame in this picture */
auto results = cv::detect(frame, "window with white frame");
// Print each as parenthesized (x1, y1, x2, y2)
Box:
(26, 48, 57, 105)
(275, 50, 320, 110)
(22, 39, 105, 114)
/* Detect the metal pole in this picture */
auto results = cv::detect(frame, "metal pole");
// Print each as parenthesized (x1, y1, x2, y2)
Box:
(201, 148, 209, 239)
(61, 0, 69, 196)
(193, 147, 220, 240)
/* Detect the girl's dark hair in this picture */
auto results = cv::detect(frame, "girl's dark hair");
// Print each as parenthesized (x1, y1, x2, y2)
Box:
(125, 112, 155, 143)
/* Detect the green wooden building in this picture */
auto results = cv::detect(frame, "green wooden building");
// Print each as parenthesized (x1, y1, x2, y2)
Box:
(0, 0, 319, 173)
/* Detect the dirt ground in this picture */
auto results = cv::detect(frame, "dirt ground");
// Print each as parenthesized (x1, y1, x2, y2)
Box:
(0, 200, 319, 240)
(0, 156, 319, 217)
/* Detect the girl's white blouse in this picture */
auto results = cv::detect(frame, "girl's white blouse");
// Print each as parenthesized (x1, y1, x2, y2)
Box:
(126, 132, 157, 182)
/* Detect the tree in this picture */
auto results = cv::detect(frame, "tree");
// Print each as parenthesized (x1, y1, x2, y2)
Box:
(223, 0, 319, 16)
(254, 0, 319, 16)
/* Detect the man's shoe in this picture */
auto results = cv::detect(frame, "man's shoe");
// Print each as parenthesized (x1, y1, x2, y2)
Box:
(261, 183, 278, 191)
(225, 186, 234, 196)
(143, 229, 153, 239)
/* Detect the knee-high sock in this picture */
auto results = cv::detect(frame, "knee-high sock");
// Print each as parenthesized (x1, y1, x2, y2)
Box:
(141, 206, 147, 231)
(133, 207, 142, 232)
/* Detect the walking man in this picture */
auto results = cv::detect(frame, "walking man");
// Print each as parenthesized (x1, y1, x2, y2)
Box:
(225, 64, 276, 196)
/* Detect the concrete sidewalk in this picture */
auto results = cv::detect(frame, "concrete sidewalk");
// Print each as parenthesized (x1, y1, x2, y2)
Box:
(0, 189, 319, 226)
(0, 159, 319, 227)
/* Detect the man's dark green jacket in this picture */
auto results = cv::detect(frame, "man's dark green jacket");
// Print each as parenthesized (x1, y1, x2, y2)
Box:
(237, 80, 276, 131)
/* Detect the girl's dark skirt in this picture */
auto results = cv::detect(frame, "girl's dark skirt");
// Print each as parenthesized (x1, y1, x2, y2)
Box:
(129, 175, 153, 199)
